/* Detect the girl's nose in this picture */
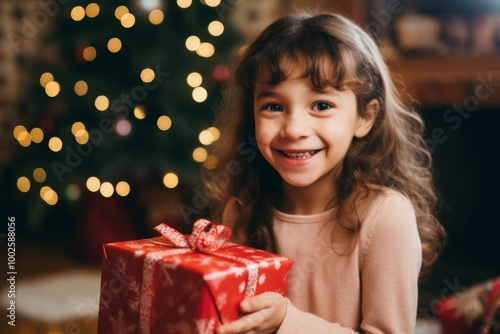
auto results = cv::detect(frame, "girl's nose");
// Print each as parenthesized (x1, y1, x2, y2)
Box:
(280, 114, 311, 140)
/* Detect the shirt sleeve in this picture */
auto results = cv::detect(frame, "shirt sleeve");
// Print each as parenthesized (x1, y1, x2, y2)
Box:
(277, 192, 422, 334)
(359, 193, 422, 333)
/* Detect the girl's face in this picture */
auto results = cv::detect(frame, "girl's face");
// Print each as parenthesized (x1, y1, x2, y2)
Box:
(253, 60, 375, 193)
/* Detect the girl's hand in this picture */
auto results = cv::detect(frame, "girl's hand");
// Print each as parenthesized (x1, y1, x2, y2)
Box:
(216, 292, 287, 334)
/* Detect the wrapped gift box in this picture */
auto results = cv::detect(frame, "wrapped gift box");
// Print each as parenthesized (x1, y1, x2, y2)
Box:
(97, 219, 294, 334)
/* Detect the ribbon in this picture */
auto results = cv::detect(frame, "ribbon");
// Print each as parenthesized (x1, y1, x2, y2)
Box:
(153, 218, 232, 252)
(139, 220, 256, 333)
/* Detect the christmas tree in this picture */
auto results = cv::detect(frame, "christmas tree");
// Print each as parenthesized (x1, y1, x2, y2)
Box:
(6, 0, 241, 246)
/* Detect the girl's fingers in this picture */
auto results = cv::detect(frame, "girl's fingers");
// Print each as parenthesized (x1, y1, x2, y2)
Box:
(240, 292, 283, 313)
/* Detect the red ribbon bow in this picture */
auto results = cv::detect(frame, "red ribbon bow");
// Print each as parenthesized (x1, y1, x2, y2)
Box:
(154, 219, 232, 252)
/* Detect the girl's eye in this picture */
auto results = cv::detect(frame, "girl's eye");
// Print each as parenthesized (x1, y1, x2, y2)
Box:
(263, 104, 283, 112)
(313, 102, 333, 111)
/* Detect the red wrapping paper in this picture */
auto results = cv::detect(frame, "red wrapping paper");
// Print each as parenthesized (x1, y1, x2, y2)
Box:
(97, 220, 294, 334)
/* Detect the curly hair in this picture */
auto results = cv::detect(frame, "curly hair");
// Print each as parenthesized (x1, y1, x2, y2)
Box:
(203, 11, 446, 279)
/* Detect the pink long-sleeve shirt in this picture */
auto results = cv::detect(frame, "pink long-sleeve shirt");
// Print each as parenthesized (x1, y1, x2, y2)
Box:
(274, 189, 422, 333)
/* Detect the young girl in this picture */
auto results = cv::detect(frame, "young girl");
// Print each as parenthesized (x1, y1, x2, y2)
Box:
(205, 11, 447, 334)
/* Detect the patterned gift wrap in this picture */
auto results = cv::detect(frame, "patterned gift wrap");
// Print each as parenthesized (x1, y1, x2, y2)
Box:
(97, 219, 294, 334)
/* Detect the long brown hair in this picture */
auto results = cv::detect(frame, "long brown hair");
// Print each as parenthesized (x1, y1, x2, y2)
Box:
(204, 12, 446, 279)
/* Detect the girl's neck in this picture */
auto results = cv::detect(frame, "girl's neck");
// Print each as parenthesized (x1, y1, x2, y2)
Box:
(279, 181, 337, 215)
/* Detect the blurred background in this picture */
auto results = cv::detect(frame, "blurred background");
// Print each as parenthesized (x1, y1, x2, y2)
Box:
(0, 0, 499, 333)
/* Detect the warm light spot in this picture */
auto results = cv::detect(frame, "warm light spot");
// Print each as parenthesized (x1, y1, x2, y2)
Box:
(205, 0, 221, 7)
(40, 72, 54, 87)
(203, 154, 218, 169)
(41, 186, 58, 205)
(140, 68, 155, 83)
(149, 9, 164, 25)
(208, 21, 224, 36)
(196, 42, 215, 57)
(83, 46, 97, 61)
(48, 137, 63, 152)
(157, 115, 172, 131)
(17, 131, 31, 147)
(85, 3, 100, 18)
(66, 184, 81, 201)
(17, 177, 30, 193)
(134, 106, 146, 120)
(86, 176, 100, 192)
(107, 37, 122, 53)
(192, 147, 208, 162)
(185, 35, 200, 51)
(163, 172, 179, 189)
(45, 81, 60, 97)
(75, 130, 89, 144)
(71, 6, 85, 21)
(115, 119, 132, 136)
(116, 181, 131, 197)
(207, 126, 220, 141)
(13, 125, 27, 140)
(121, 13, 136, 28)
(33, 168, 47, 183)
(71, 122, 85, 136)
(95, 95, 109, 111)
(100, 182, 114, 197)
(186, 72, 202, 87)
(74, 80, 88, 96)
(30, 127, 44, 143)
(177, 0, 192, 9)
(192, 87, 208, 103)
(114, 5, 129, 20)
(199, 129, 216, 145)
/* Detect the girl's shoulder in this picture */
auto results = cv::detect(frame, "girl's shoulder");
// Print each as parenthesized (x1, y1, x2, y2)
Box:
(360, 186, 418, 241)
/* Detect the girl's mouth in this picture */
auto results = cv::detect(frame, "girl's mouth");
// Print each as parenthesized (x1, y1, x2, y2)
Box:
(280, 150, 320, 160)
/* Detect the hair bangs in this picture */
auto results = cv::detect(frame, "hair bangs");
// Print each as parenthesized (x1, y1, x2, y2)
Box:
(237, 22, 361, 93)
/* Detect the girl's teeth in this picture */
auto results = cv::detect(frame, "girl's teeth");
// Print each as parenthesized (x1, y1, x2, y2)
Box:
(283, 151, 315, 159)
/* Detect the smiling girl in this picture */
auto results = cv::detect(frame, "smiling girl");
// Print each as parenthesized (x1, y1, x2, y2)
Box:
(205, 11, 446, 334)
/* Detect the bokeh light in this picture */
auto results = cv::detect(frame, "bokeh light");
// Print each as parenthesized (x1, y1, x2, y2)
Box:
(71, 6, 85, 21)
(134, 106, 147, 119)
(121, 13, 136, 28)
(177, 0, 192, 9)
(187, 72, 202, 87)
(33, 167, 47, 183)
(192, 147, 208, 162)
(48, 137, 63, 152)
(100, 182, 114, 197)
(39, 72, 54, 87)
(163, 172, 179, 188)
(208, 21, 224, 36)
(17, 177, 30, 193)
(205, 0, 221, 7)
(115, 5, 129, 20)
(196, 42, 215, 57)
(157, 115, 172, 131)
(30, 128, 44, 143)
(140, 68, 155, 83)
(192, 87, 208, 102)
(45, 81, 61, 97)
(115, 119, 132, 136)
(185, 36, 200, 51)
(107, 37, 122, 53)
(116, 181, 131, 197)
(83, 46, 97, 61)
(95, 95, 109, 111)
(85, 3, 100, 18)
(74, 80, 88, 96)
(86, 176, 101, 192)
(149, 9, 164, 25)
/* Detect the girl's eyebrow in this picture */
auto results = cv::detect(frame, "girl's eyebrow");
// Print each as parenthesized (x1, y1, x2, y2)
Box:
(255, 90, 278, 100)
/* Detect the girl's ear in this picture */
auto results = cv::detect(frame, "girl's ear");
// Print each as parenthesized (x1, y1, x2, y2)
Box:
(354, 99, 379, 138)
